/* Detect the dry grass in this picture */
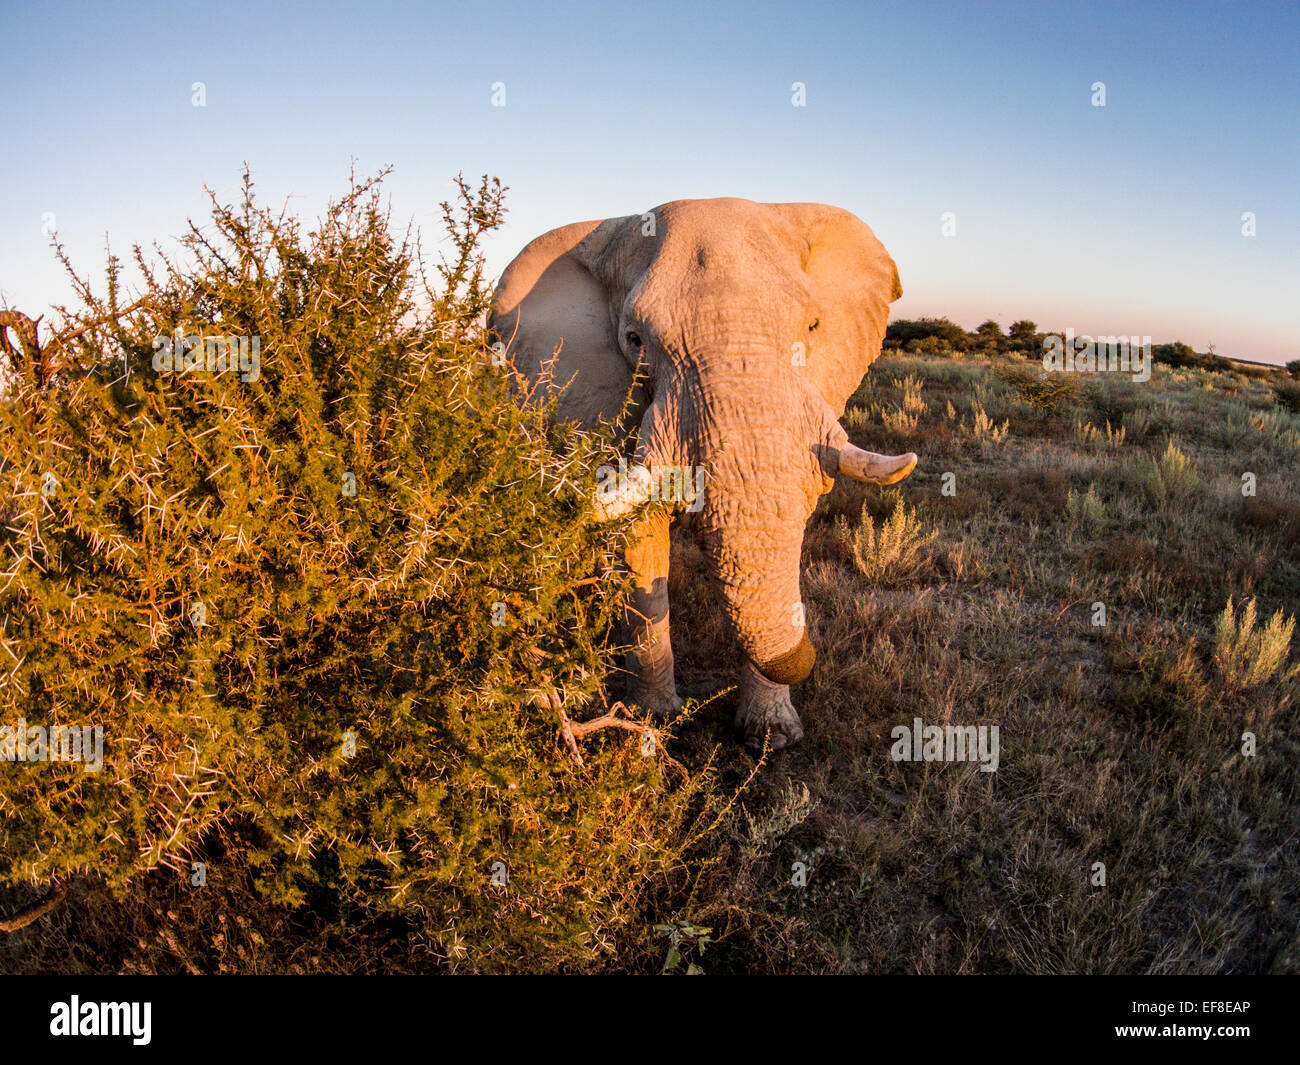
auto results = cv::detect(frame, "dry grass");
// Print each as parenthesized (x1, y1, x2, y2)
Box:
(663, 354, 1300, 974)
(835, 493, 936, 583)
(1214, 597, 1298, 693)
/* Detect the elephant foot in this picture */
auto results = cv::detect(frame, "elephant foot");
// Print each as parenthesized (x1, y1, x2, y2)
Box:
(625, 678, 684, 720)
(735, 661, 804, 753)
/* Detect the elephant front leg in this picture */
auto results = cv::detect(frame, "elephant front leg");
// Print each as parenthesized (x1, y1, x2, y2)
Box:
(735, 660, 804, 752)
(623, 510, 682, 719)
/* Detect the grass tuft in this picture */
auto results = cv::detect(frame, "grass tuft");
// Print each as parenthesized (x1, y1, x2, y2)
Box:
(1214, 596, 1297, 691)
(836, 492, 936, 582)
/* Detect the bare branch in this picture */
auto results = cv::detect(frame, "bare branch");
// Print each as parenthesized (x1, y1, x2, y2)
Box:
(549, 690, 685, 774)
(0, 298, 150, 389)
(0, 881, 67, 933)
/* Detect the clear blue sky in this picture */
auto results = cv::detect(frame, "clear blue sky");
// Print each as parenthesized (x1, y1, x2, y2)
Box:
(2, 0, 1297, 362)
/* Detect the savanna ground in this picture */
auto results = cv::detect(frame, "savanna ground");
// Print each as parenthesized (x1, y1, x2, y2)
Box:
(4, 349, 1297, 974)
(665, 352, 1300, 973)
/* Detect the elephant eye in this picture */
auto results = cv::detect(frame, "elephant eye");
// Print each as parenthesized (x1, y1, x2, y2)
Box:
(626, 331, 642, 349)
(809, 319, 820, 332)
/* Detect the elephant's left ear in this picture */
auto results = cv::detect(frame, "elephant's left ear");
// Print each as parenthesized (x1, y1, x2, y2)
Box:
(769, 202, 901, 314)
(768, 202, 902, 405)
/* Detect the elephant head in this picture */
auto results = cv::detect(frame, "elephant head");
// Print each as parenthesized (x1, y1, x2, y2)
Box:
(490, 198, 913, 745)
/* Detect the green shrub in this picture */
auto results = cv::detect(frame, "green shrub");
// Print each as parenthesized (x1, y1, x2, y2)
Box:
(1153, 341, 1231, 373)
(1085, 373, 1142, 427)
(1132, 440, 1199, 502)
(1122, 405, 1153, 438)
(1066, 484, 1106, 532)
(0, 170, 720, 971)
(997, 364, 1081, 413)
(836, 492, 935, 583)
(1271, 378, 1300, 414)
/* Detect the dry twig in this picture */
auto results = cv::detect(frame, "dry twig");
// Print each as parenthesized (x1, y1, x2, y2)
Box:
(0, 298, 150, 389)
(0, 881, 67, 933)
(547, 690, 685, 774)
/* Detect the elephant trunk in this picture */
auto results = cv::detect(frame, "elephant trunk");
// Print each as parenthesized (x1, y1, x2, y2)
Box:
(717, 542, 817, 684)
(688, 393, 827, 687)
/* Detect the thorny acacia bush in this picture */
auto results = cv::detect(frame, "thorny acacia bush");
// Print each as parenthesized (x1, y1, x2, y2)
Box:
(0, 171, 725, 971)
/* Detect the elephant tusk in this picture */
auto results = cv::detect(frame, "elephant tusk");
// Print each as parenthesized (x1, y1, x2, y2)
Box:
(593, 463, 655, 521)
(838, 444, 917, 485)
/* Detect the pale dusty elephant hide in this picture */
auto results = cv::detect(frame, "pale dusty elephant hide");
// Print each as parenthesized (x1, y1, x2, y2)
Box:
(489, 197, 915, 751)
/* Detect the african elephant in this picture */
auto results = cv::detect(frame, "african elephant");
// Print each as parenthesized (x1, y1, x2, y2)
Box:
(489, 197, 916, 750)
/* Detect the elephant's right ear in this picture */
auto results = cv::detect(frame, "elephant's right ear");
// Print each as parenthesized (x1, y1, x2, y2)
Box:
(489, 218, 636, 428)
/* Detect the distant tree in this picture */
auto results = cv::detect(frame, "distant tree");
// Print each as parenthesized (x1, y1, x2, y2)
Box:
(1154, 341, 1206, 369)
(1152, 341, 1239, 374)
(1287, 359, 1300, 379)
(884, 317, 970, 355)
(974, 320, 1004, 354)
(1006, 320, 1040, 357)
